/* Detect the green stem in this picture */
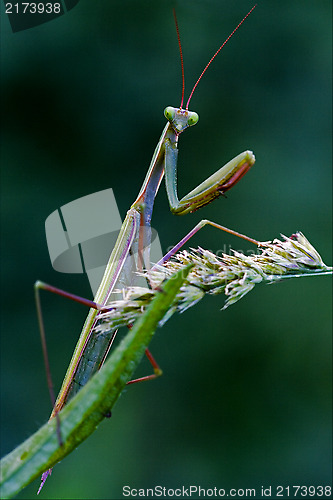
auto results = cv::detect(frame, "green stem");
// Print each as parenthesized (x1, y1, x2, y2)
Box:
(266, 269, 333, 281)
(0, 265, 193, 499)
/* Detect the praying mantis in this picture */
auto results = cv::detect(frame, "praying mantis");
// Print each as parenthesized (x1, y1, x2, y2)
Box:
(35, 5, 258, 493)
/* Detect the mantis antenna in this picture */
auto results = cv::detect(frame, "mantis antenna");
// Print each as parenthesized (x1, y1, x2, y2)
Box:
(173, 4, 257, 110)
(173, 9, 185, 109)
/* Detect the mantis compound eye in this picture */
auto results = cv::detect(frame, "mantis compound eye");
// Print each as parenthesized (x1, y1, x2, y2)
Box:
(164, 106, 176, 122)
(187, 112, 199, 127)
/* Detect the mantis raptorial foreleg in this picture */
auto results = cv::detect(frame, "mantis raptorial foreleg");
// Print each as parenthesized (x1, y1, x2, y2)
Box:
(163, 124, 255, 216)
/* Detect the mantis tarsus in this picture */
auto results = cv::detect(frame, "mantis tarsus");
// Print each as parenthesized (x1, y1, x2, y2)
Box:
(35, 5, 257, 493)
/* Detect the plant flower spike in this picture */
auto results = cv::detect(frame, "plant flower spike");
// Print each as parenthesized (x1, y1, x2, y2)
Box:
(95, 232, 333, 331)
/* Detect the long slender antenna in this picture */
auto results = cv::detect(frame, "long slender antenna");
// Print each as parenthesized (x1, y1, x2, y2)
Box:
(186, 4, 257, 110)
(173, 8, 185, 109)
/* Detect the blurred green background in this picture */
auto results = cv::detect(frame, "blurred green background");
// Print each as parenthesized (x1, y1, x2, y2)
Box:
(1, 0, 331, 498)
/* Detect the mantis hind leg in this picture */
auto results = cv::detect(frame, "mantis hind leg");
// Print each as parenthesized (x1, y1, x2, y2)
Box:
(126, 347, 162, 385)
(34, 281, 162, 427)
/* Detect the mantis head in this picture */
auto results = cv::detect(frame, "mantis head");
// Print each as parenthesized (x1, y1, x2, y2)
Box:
(164, 106, 199, 135)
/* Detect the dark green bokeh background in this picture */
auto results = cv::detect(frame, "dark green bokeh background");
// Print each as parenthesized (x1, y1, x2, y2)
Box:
(1, 1, 332, 498)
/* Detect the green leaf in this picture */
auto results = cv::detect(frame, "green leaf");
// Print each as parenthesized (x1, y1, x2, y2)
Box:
(0, 264, 193, 499)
